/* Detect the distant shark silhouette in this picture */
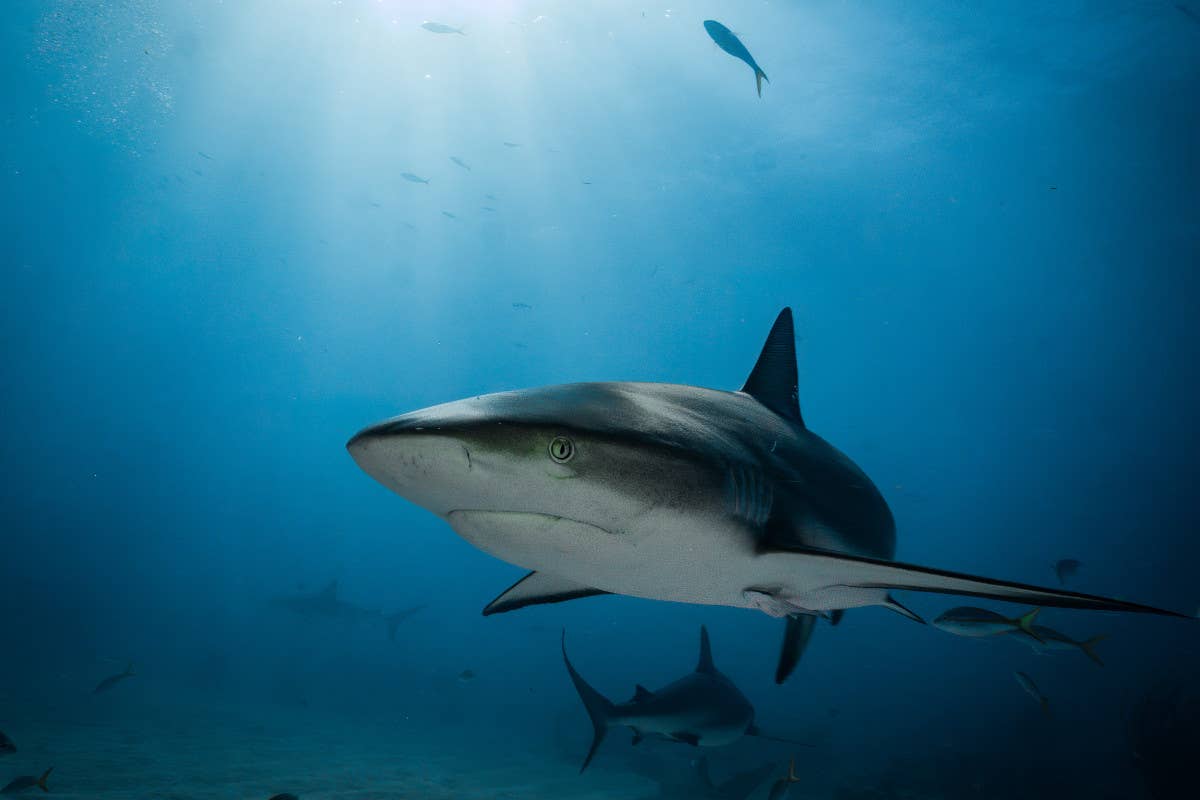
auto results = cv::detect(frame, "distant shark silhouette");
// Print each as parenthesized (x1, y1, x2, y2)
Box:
(562, 626, 808, 772)
(274, 580, 424, 641)
(348, 308, 1192, 684)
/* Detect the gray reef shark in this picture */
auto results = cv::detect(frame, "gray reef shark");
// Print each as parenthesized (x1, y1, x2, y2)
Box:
(347, 308, 1191, 682)
(274, 580, 424, 641)
(562, 626, 799, 771)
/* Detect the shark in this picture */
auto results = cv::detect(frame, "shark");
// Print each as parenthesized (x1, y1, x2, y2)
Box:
(562, 626, 798, 771)
(346, 308, 1191, 682)
(274, 580, 424, 641)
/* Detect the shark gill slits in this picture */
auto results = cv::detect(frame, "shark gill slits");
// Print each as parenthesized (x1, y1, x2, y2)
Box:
(549, 436, 575, 463)
(728, 463, 771, 526)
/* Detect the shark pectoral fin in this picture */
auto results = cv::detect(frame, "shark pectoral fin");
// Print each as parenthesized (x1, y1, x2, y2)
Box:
(787, 549, 1191, 618)
(482, 571, 609, 616)
(829, 609, 845, 626)
(775, 613, 817, 684)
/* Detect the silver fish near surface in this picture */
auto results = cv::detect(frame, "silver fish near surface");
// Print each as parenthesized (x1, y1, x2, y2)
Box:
(421, 22, 464, 35)
(703, 20, 769, 97)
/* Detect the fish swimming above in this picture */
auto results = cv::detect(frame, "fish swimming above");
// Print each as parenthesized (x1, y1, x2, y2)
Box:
(401, 173, 429, 184)
(561, 626, 805, 772)
(933, 606, 1042, 639)
(421, 22, 465, 35)
(346, 307, 1192, 684)
(274, 580, 424, 641)
(703, 20, 769, 97)
(1, 768, 50, 794)
(1053, 558, 1082, 585)
(1010, 624, 1107, 666)
(1014, 671, 1051, 716)
(0, 732, 14, 756)
(93, 663, 135, 694)
(449, 156, 471, 171)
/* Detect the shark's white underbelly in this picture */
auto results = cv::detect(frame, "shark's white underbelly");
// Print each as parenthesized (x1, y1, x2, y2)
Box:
(446, 509, 797, 609)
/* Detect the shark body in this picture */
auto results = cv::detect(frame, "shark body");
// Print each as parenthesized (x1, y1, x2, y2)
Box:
(274, 580, 424, 641)
(347, 308, 1190, 682)
(563, 626, 789, 771)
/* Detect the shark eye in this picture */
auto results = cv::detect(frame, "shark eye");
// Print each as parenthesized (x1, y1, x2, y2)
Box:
(548, 436, 575, 463)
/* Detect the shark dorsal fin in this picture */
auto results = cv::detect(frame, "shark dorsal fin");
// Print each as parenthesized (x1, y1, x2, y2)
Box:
(697, 625, 716, 673)
(741, 307, 803, 426)
(632, 684, 654, 703)
(320, 580, 338, 600)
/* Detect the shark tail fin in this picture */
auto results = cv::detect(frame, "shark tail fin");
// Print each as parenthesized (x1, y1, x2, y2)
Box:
(562, 630, 615, 773)
(37, 767, 52, 792)
(755, 68, 768, 97)
(1013, 608, 1043, 641)
(1080, 634, 1107, 667)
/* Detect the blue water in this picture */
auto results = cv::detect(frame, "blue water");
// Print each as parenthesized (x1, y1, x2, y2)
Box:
(2, 2, 1198, 798)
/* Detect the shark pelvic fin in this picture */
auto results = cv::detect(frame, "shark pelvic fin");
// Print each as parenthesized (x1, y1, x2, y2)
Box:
(883, 594, 925, 624)
(697, 625, 716, 673)
(775, 613, 817, 684)
(482, 571, 609, 616)
(742, 307, 803, 426)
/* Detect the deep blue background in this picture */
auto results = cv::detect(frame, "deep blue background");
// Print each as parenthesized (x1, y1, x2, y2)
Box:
(1, 2, 1197, 797)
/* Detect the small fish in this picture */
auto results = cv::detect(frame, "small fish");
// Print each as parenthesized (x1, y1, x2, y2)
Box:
(485, 193, 498, 200)
(1013, 625, 1107, 666)
(1, 768, 50, 794)
(481, 206, 496, 212)
(581, 179, 593, 185)
(703, 20, 769, 97)
(197, 151, 213, 160)
(0, 732, 14, 755)
(933, 607, 1042, 640)
(1053, 559, 1081, 585)
(1013, 671, 1051, 716)
(93, 663, 135, 694)
(767, 758, 800, 800)
(449, 156, 471, 171)
(458, 669, 476, 682)
(401, 173, 430, 184)
(512, 302, 532, 310)
(1177, 4, 1200, 26)
(502, 141, 521, 148)
(442, 211, 457, 219)
(268, 794, 298, 800)
(421, 22, 465, 35)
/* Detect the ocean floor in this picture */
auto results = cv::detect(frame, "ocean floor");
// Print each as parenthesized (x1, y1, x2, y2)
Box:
(2, 698, 651, 800)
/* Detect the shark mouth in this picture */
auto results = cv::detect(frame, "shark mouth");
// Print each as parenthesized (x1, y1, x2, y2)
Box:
(445, 510, 617, 561)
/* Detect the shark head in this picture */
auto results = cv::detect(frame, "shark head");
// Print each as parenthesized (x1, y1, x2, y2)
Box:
(346, 382, 740, 576)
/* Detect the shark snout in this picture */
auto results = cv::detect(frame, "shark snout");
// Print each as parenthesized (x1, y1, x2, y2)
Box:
(346, 415, 476, 514)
